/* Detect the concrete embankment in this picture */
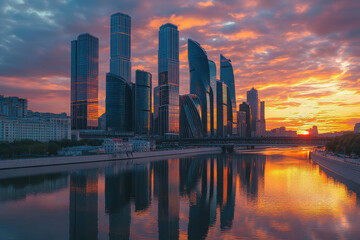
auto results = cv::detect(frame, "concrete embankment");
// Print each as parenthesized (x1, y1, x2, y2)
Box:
(310, 151, 360, 185)
(0, 147, 221, 170)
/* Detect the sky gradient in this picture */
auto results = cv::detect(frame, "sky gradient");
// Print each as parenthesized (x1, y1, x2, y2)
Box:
(0, 0, 359, 133)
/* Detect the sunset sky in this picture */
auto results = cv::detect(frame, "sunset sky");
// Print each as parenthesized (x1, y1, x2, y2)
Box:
(0, 0, 359, 133)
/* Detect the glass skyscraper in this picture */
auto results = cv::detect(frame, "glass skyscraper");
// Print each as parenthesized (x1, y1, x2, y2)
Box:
(71, 33, 99, 130)
(179, 94, 203, 138)
(239, 102, 252, 138)
(216, 81, 228, 137)
(208, 60, 217, 137)
(188, 39, 211, 137)
(153, 86, 160, 135)
(247, 87, 259, 137)
(220, 54, 236, 135)
(105, 73, 133, 132)
(110, 12, 131, 82)
(158, 23, 179, 137)
(135, 70, 152, 135)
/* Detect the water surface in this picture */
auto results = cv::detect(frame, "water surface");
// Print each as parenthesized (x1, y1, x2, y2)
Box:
(0, 147, 359, 239)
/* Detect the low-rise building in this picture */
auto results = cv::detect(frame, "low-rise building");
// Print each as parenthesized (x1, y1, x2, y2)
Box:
(103, 139, 133, 154)
(58, 146, 104, 156)
(267, 127, 297, 137)
(0, 116, 71, 142)
(130, 139, 151, 152)
(355, 123, 360, 133)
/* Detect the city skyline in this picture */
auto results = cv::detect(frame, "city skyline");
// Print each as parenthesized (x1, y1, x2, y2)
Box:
(0, 1, 359, 133)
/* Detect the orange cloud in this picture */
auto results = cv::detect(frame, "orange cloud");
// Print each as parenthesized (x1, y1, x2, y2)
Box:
(149, 14, 210, 30)
(197, 1, 214, 8)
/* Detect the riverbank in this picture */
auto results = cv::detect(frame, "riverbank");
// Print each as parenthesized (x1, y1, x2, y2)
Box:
(0, 147, 222, 170)
(310, 151, 360, 185)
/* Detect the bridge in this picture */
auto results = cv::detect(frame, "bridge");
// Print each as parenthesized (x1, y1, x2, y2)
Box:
(157, 136, 332, 153)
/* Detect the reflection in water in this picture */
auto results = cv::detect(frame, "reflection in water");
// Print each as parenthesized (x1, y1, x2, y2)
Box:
(69, 171, 98, 240)
(1, 148, 360, 240)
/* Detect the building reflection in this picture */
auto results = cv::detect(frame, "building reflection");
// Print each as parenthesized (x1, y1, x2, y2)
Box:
(69, 170, 98, 240)
(153, 159, 180, 240)
(237, 154, 266, 201)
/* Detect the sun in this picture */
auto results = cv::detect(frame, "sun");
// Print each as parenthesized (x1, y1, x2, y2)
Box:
(300, 130, 310, 135)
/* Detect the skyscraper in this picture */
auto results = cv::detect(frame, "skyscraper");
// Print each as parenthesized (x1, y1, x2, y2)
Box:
(0, 95, 27, 118)
(135, 70, 152, 135)
(208, 60, 217, 137)
(237, 111, 247, 137)
(153, 86, 160, 135)
(71, 33, 99, 130)
(220, 54, 236, 136)
(239, 102, 252, 137)
(179, 94, 203, 138)
(257, 101, 266, 137)
(217, 81, 228, 137)
(158, 23, 179, 137)
(247, 87, 258, 137)
(188, 39, 211, 137)
(105, 73, 133, 132)
(110, 12, 131, 82)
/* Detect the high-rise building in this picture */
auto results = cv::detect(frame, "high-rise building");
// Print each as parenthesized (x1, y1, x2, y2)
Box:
(153, 86, 160, 135)
(158, 23, 179, 137)
(237, 111, 247, 137)
(71, 33, 99, 130)
(135, 70, 152, 135)
(308, 126, 319, 136)
(355, 123, 360, 133)
(110, 13, 131, 82)
(217, 81, 228, 137)
(105, 73, 133, 132)
(0, 95, 27, 118)
(239, 102, 252, 137)
(220, 54, 236, 135)
(246, 88, 258, 137)
(256, 101, 266, 137)
(208, 60, 217, 137)
(179, 94, 203, 138)
(188, 39, 211, 137)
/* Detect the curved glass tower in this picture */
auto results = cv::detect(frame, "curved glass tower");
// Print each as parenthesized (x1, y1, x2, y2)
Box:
(179, 94, 203, 138)
(188, 39, 211, 137)
(135, 70, 152, 135)
(110, 13, 131, 82)
(158, 23, 179, 137)
(220, 54, 236, 135)
(71, 33, 99, 130)
(105, 73, 133, 132)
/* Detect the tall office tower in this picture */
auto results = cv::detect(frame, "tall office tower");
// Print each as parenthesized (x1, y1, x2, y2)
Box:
(256, 101, 266, 137)
(69, 171, 98, 240)
(105, 73, 133, 132)
(110, 13, 131, 82)
(153, 86, 160, 135)
(158, 23, 180, 137)
(208, 60, 217, 137)
(188, 39, 211, 137)
(135, 70, 152, 135)
(239, 102, 252, 137)
(217, 81, 228, 137)
(246, 87, 259, 137)
(0, 95, 27, 118)
(220, 54, 236, 136)
(237, 111, 247, 137)
(355, 123, 360, 133)
(71, 33, 99, 130)
(179, 94, 203, 138)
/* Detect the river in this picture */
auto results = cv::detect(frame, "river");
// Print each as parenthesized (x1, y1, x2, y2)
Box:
(0, 147, 359, 239)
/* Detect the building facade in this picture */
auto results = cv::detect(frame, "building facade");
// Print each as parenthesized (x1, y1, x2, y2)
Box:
(135, 70, 152, 135)
(179, 94, 203, 138)
(220, 54, 236, 135)
(110, 12, 131, 82)
(0, 95, 27, 118)
(188, 39, 211, 137)
(105, 73, 133, 132)
(246, 88, 258, 137)
(216, 81, 228, 137)
(256, 101, 266, 137)
(71, 33, 99, 130)
(237, 111, 247, 138)
(158, 23, 180, 137)
(208, 60, 217, 137)
(153, 86, 160, 135)
(239, 102, 252, 138)
(0, 116, 71, 142)
(355, 123, 360, 133)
